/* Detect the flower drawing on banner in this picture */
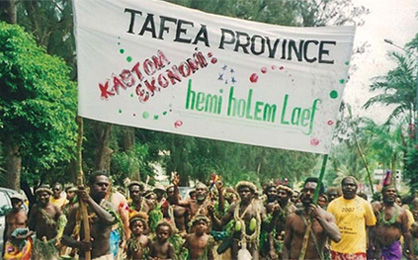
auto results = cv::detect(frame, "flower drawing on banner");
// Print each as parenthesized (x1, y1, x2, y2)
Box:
(218, 64, 237, 85)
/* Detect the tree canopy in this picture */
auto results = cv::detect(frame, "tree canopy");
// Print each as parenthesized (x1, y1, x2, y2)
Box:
(0, 21, 77, 188)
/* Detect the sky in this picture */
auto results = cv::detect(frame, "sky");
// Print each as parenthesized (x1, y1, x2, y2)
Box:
(344, 0, 418, 123)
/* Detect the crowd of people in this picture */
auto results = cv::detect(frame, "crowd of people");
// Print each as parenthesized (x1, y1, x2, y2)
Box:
(3, 171, 418, 260)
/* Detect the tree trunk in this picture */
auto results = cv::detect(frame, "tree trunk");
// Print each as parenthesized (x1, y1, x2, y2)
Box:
(94, 123, 113, 171)
(122, 126, 135, 152)
(21, 181, 35, 207)
(0, 0, 17, 24)
(69, 157, 78, 183)
(4, 139, 21, 191)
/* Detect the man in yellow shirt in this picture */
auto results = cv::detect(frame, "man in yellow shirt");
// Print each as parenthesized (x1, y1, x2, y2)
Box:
(327, 176, 376, 260)
(50, 183, 68, 209)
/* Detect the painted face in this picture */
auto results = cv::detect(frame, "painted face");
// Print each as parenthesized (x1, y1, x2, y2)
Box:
(194, 220, 208, 233)
(131, 220, 144, 236)
(382, 186, 397, 204)
(238, 187, 253, 202)
(196, 186, 207, 202)
(301, 182, 317, 205)
(157, 225, 171, 242)
(37, 191, 50, 206)
(130, 185, 142, 202)
(266, 187, 277, 202)
(91, 175, 110, 200)
(342, 178, 357, 199)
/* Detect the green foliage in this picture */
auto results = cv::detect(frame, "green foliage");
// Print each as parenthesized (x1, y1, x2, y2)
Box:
(0, 21, 77, 182)
(167, 0, 368, 27)
(168, 0, 367, 27)
(292, 0, 369, 27)
(149, 204, 164, 232)
(111, 142, 155, 184)
(364, 52, 417, 125)
(362, 32, 418, 191)
(328, 103, 407, 189)
(188, 0, 298, 26)
(149, 131, 318, 189)
(404, 147, 418, 192)
(16, 0, 76, 78)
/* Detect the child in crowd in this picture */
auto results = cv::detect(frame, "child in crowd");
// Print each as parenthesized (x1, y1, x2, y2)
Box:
(126, 212, 149, 260)
(184, 215, 214, 260)
(148, 221, 175, 260)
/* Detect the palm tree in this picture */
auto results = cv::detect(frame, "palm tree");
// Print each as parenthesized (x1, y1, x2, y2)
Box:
(363, 52, 417, 126)
(329, 103, 406, 190)
(360, 118, 405, 169)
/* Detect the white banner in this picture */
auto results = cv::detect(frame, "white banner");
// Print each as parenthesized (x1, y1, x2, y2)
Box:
(73, 0, 355, 154)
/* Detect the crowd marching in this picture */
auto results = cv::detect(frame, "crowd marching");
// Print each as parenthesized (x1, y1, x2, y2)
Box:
(3, 170, 418, 260)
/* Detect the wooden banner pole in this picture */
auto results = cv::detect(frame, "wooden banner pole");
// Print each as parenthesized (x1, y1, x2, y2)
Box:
(298, 154, 328, 260)
(76, 116, 91, 260)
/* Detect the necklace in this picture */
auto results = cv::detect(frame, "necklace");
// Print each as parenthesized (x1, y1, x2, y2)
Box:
(233, 199, 261, 246)
(379, 205, 398, 226)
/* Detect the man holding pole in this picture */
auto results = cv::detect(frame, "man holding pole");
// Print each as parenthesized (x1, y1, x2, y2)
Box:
(283, 177, 341, 260)
(327, 176, 376, 260)
(62, 170, 117, 260)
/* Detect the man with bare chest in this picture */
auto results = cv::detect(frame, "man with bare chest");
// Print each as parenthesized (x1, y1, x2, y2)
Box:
(128, 181, 152, 215)
(283, 177, 341, 260)
(3, 193, 33, 259)
(4, 193, 28, 243)
(276, 184, 296, 234)
(261, 182, 280, 259)
(172, 174, 225, 224)
(163, 185, 188, 235)
(153, 183, 166, 206)
(28, 185, 65, 259)
(209, 181, 277, 260)
(181, 181, 225, 219)
(264, 182, 278, 214)
(187, 182, 212, 218)
(62, 171, 117, 260)
(371, 185, 414, 259)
